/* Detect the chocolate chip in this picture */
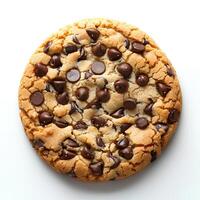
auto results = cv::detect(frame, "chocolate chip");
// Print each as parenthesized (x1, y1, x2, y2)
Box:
(63, 138, 79, 148)
(66, 68, 80, 83)
(111, 108, 124, 118)
(72, 35, 81, 44)
(135, 117, 149, 129)
(85, 71, 93, 79)
(63, 45, 78, 55)
(124, 39, 130, 49)
(52, 77, 66, 93)
(56, 92, 69, 105)
(54, 118, 68, 128)
(156, 82, 171, 97)
(89, 162, 104, 176)
(107, 48, 122, 61)
(30, 91, 44, 106)
(74, 120, 88, 129)
(96, 136, 105, 147)
(75, 87, 89, 101)
(49, 54, 62, 68)
(118, 147, 133, 160)
(86, 100, 101, 109)
(96, 88, 110, 102)
(78, 47, 87, 61)
(69, 101, 82, 114)
(92, 43, 107, 57)
(45, 83, 55, 92)
(144, 101, 154, 116)
(143, 39, 149, 45)
(43, 41, 52, 53)
(150, 151, 157, 162)
(166, 65, 174, 77)
(120, 123, 132, 133)
(155, 123, 169, 133)
(60, 149, 76, 160)
(32, 139, 44, 149)
(114, 79, 129, 93)
(131, 42, 145, 53)
(91, 117, 106, 128)
(116, 137, 129, 149)
(91, 61, 106, 75)
(68, 170, 77, 178)
(81, 146, 94, 160)
(136, 73, 149, 86)
(117, 63, 133, 78)
(109, 155, 121, 169)
(35, 63, 48, 77)
(39, 111, 53, 125)
(167, 109, 180, 124)
(86, 29, 100, 42)
(167, 68, 174, 77)
(124, 99, 137, 110)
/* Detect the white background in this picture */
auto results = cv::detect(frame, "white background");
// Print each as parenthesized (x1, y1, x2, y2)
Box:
(0, 0, 199, 199)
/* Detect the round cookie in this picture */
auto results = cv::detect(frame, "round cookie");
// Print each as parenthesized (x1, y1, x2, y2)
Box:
(18, 18, 182, 181)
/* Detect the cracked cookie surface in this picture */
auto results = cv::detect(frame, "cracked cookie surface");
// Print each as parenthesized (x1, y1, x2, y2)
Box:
(18, 18, 182, 181)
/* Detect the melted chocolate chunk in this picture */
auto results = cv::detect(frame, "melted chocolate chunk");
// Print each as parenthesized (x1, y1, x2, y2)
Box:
(60, 149, 76, 160)
(89, 162, 104, 176)
(72, 35, 81, 44)
(39, 111, 53, 125)
(110, 155, 121, 169)
(117, 63, 132, 78)
(43, 41, 52, 53)
(74, 121, 88, 129)
(124, 39, 130, 49)
(150, 151, 157, 162)
(86, 29, 100, 42)
(167, 109, 180, 124)
(49, 54, 62, 68)
(111, 108, 124, 118)
(120, 123, 132, 133)
(56, 92, 69, 105)
(78, 47, 87, 61)
(131, 42, 145, 53)
(32, 139, 44, 149)
(96, 136, 105, 147)
(69, 101, 82, 114)
(118, 147, 133, 160)
(35, 63, 48, 77)
(54, 118, 68, 128)
(155, 123, 169, 133)
(51, 77, 66, 93)
(63, 138, 79, 148)
(156, 82, 171, 97)
(92, 43, 107, 57)
(91, 117, 106, 128)
(63, 44, 78, 55)
(124, 99, 137, 110)
(107, 48, 122, 61)
(114, 79, 129, 93)
(116, 137, 129, 149)
(144, 101, 154, 116)
(81, 146, 94, 160)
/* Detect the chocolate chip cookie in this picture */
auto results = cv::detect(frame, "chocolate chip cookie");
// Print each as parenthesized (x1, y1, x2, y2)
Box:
(18, 18, 182, 181)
